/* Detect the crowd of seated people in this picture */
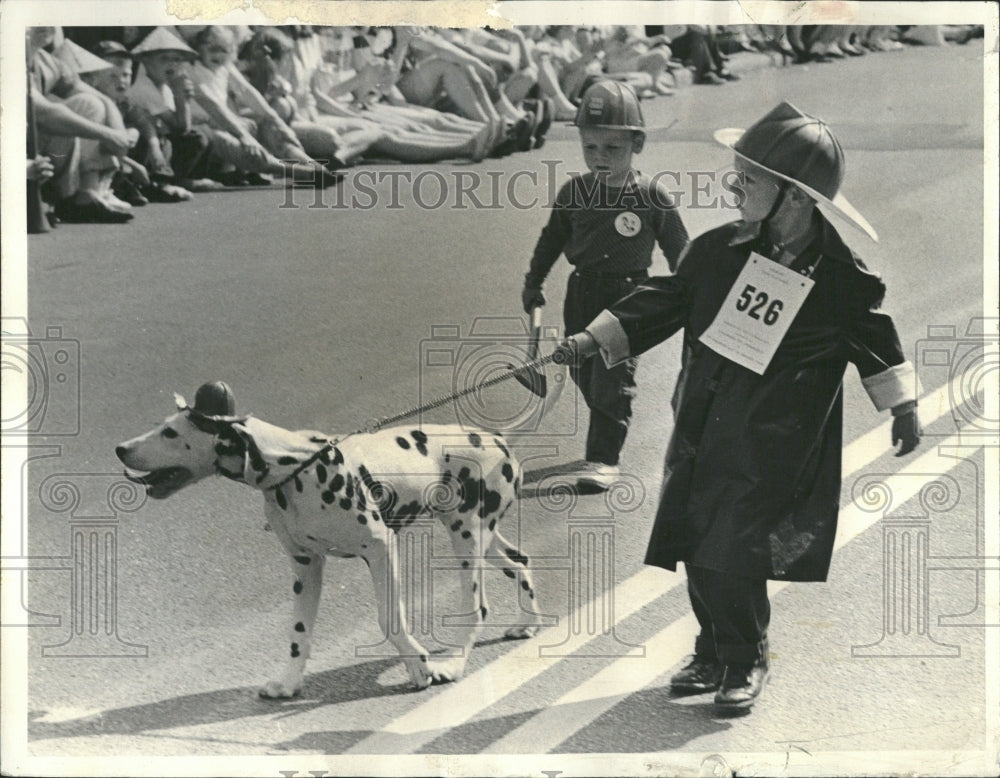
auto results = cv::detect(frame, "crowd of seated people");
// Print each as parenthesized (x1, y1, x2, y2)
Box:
(27, 23, 982, 228)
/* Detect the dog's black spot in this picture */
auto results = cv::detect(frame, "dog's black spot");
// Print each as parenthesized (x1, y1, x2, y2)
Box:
(396, 436, 410, 450)
(331, 447, 344, 466)
(521, 579, 532, 592)
(322, 490, 335, 505)
(501, 462, 514, 483)
(488, 518, 497, 531)
(291, 642, 300, 658)
(461, 530, 472, 540)
(356, 489, 366, 511)
(480, 605, 488, 620)
(468, 432, 482, 449)
(357, 514, 367, 525)
(455, 467, 481, 514)
(293, 580, 303, 594)
(275, 487, 288, 511)
(340, 497, 352, 510)
(503, 568, 516, 579)
(278, 456, 298, 466)
(294, 475, 303, 492)
(383, 499, 425, 532)
(494, 438, 510, 458)
(505, 548, 529, 567)
(330, 473, 344, 492)
(472, 581, 478, 592)
(479, 488, 502, 519)
(316, 464, 328, 483)
(370, 512, 380, 523)
(344, 475, 354, 499)
(319, 449, 331, 465)
(294, 555, 311, 565)
(411, 430, 428, 456)
(295, 621, 305, 632)
(461, 560, 470, 569)
(445, 453, 451, 463)
(358, 465, 397, 515)
(420, 655, 428, 663)
(450, 520, 463, 532)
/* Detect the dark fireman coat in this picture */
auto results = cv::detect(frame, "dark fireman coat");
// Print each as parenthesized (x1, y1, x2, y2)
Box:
(603, 216, 909, 581)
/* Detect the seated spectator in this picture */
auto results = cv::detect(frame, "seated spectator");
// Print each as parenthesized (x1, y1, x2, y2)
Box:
(29, 26, 135, 223)
(246, 26, 494, 164)
(667, 26, 740, 85)
(599, 25, 676, 95)
(186, 25, 340, 187)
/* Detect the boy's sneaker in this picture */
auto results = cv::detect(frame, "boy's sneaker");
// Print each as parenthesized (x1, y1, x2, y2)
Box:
(670, 655, 724, 694)
(576, 462, 620, 491)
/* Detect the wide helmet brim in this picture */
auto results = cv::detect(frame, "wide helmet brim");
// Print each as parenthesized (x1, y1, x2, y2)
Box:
(714, 127, 878, 243)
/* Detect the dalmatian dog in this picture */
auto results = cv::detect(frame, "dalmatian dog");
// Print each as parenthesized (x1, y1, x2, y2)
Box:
(116, 382, 543, 697)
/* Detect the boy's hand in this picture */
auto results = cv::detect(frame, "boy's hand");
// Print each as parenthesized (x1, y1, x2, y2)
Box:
(169, 73, 195, 101)
(99, 127, 132, 157)
(553, 332, 598, 366)
(521, 281, 546, 313)
(27, 155, 54, 182)
(891, 403, 921, 456)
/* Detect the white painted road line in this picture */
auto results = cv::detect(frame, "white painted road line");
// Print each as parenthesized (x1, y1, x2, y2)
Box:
(347, 378, 968, 754)
(484, 431, 968, 754)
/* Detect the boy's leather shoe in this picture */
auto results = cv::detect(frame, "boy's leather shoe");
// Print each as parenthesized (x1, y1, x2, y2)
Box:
(669, 655, 724, 693)
(714, 662, 769, 708)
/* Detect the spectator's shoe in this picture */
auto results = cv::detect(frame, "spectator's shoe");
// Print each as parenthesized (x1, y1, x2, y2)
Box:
(180, 178, 225, 192)
(144, 183, 193, 203)
(842, 42, 866, 55)
(719, 70, 741, 81)
(695, 72, 726, 85)
(114, 177, 149, 207)
(219, 170, 249, 187)
(670, 655, 724, 694)
(54, 199, 133, 224)
(714, 662, 769, 709)
(825, 43, 846, 58)
(246, 172, 275, 186)
(576, 462, 620, 491)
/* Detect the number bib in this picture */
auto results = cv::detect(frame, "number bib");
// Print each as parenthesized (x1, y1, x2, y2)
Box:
(699, 252, 815, 375)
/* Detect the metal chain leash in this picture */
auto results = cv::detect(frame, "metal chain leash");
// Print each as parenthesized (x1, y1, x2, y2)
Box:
(353, 351, 563, 435)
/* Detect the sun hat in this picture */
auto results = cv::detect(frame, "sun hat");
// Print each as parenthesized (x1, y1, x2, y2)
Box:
(131, 26, 198, 58)
(54, 39, 113, 74)
(714, 101, 878, 241)
(93, 40, 133, 60)
(574, 79, 645, 134)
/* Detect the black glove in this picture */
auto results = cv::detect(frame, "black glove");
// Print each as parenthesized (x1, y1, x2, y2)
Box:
(891, 405, 921, 457)
(521, 283, 545, 314)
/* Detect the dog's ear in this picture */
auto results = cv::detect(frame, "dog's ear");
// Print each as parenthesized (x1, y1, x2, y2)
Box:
(229, 421, 271, 484)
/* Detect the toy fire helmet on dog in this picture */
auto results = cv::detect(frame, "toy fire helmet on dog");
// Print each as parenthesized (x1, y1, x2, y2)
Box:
(714, 101, 878, 241)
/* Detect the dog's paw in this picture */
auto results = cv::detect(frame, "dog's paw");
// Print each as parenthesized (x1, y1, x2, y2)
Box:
(504, 624, 541, 640)
(404, 657, 434, 690)
(258, 680, 302, 699)
(425, 656, 465, 685)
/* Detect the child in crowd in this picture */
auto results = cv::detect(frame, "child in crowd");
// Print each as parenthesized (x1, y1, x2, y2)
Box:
(521, 80, 689, 489)
(186, 25, 340, 188)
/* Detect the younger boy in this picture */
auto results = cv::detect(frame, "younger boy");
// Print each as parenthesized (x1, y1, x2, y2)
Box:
(521, 79, 688, 489)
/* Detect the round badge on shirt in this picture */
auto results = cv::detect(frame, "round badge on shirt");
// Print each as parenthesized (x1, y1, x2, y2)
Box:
(615, 211, 641, 237)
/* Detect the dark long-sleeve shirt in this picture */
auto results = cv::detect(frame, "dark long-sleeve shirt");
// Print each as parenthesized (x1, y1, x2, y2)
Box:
(528, 171, 689, 283)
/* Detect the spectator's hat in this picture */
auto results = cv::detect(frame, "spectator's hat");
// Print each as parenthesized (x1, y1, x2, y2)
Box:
(131, 26, 197, 58)
(715, 101, 877, 241)
(54, 39, 113, 74)
(93, 40, 133, 61)
(574, 79, 645, 135)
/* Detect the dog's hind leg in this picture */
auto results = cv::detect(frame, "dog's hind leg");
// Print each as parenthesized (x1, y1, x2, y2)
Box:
(260, 551, 325, 699)
(488, 522, 543, 640)
(362, 537, 438, 689)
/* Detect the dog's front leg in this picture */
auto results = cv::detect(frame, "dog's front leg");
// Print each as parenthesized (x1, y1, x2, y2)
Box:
(362, 538, 437, 689)
(259, 552, 325, 699)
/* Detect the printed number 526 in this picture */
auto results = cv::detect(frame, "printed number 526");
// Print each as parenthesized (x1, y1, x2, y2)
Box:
(735, 284, 783, 325)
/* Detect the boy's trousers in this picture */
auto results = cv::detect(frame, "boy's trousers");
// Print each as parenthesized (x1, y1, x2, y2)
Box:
(563, 269, 647, 466)
(687, 564, 771, 668)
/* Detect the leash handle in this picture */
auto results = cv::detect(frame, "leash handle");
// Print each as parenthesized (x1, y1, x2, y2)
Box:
(358, 352, 562, 434)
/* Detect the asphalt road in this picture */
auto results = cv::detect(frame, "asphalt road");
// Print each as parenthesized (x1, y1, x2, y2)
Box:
(8, 40, 996, 774)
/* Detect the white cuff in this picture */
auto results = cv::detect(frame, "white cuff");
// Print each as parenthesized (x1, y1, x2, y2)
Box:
(586, 310, 631, 367)
(862, 361, 920, 412)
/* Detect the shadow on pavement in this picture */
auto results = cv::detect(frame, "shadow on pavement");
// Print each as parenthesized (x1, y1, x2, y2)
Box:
(29, 656, 407, 743)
